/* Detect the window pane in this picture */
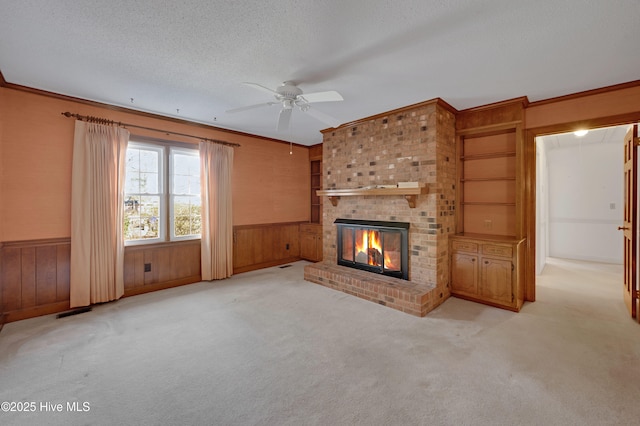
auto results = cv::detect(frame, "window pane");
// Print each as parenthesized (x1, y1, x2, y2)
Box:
(125, 148, 159, 194)
(172, 152, 200, 195)
(140, 171, 159, 193)
(124, 195, 142, 240)
(139, 149, 159, 172)
(174, 152, 199, 175)
(173, 175, 191, 194)
(174, 175, 201, 195)
(124, 195, 160, 240)
(173, 195, 201, 237)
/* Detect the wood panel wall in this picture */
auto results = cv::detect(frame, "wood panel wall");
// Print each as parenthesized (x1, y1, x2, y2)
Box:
(123, 240, 202, 297)
(0, 222, 303, 323)
(1, 238, 71, 322)
(233, 222, 302, 273)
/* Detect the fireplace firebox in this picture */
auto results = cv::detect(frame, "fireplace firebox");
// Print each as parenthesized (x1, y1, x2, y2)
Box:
(335, 219, 409, 280)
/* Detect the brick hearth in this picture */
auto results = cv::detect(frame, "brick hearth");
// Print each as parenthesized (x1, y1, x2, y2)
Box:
(304, 262, 440, 317)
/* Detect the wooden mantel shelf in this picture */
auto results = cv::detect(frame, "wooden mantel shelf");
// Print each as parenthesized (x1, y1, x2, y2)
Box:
(317, 186, 428, 208)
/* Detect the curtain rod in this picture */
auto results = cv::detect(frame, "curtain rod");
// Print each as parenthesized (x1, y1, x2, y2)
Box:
(61, 112, 241, 148)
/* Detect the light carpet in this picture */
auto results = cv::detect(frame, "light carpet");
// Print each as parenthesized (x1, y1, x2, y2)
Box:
(0, 258, 639, 425)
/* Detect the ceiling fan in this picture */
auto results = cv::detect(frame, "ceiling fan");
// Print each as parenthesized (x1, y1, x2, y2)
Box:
(226, 81, 344, 131)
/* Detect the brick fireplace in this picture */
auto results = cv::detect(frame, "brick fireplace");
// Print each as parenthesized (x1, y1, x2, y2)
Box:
(304, 99, 457, 317)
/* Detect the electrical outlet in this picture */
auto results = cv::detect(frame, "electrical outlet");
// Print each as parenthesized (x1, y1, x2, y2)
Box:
(144, 263, 151, 272)
(610, 203, 616, 210)
(484, 220, 492, 230)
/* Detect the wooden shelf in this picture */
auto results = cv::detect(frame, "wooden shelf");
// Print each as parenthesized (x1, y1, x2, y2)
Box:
(317, 186, 428, 208)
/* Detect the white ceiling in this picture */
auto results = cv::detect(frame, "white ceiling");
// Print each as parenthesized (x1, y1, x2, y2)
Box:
(539, 125, 630, 151)
(1, 0, 639, 146)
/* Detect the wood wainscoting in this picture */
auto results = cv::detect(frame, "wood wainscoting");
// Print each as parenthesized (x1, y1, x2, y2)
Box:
(233, 222, 303, 274)
(123, 239, 202, 297)
(0, 222, 304, 323)
(0, 238, 204, 322)
(1, 238, 72, 323)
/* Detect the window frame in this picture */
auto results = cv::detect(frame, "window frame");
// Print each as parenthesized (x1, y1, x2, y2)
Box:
(124, 138, 201, 246)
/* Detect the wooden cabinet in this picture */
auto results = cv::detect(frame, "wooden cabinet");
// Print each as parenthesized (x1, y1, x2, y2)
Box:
(450, 234, 525, 311)
(300, 223, 323, 262)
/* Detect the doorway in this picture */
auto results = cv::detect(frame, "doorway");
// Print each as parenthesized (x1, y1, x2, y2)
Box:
(535, 125, 629, 275)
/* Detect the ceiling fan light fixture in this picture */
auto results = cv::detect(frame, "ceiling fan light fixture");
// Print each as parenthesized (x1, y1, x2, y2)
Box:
(228, 80, 343, 131)
(282, 99, 294, 109)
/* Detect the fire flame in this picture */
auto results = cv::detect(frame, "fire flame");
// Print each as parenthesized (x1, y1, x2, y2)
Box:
(384, 251, 396, 270)
(355, 230, 397, 269)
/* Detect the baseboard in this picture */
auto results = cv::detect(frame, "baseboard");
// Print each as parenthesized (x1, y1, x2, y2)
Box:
(548, 253, 622, 265)
(3, 301, 71, 323)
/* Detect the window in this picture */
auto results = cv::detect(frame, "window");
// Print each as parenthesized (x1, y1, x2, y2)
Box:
(124, 141, 200, 244)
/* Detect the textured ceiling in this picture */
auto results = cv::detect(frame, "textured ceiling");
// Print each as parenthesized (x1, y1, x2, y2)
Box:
(540, 125, 629, 151)
(1, 0, 639, 145)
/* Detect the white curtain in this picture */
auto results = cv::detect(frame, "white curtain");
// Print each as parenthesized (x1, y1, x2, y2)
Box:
(70, 121, 129, 307)
(200, 141, 234, 280)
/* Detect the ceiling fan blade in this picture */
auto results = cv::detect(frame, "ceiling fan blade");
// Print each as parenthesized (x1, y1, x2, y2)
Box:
(242, 82, 278, 96)
(300, 90, 343, 103)
(277, 108, 293, 132)
(303, 106, 341, 128)
(226, 102, 274, 113)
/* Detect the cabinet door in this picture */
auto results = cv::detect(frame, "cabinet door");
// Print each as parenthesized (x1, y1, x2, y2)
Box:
(480, 257, 513, 304)
(300, 232, 317, 261)
(451, 252, 478, 295)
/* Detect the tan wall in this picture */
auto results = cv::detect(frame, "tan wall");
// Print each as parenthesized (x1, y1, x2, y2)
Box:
(0, 87, 310, 242)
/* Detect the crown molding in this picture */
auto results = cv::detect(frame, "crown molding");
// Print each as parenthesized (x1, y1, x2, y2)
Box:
(457, 96, 530, 114)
